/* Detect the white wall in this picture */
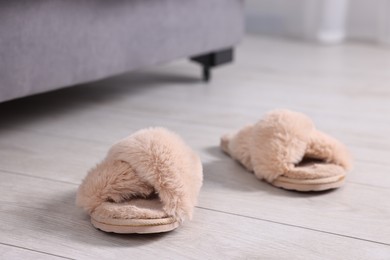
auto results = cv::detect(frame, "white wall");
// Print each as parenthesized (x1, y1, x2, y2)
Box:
(246, 0, 390, 44)
(245, 0, 307, 37)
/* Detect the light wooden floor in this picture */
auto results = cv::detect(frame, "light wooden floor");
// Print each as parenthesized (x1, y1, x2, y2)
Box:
(1, 35, 390, 259)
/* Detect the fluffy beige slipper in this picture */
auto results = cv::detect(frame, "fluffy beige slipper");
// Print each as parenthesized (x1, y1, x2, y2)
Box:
(77, 127, 203, 234)
(221, 109, 352, 192)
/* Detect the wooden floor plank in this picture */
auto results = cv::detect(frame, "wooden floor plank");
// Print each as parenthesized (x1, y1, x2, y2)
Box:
(0, 121, 388, 188)
(1, 172, 389, 259)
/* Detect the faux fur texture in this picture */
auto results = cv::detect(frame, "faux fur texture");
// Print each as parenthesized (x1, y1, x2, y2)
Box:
(221, 109, 352, 183)
(76, 127, 203, 223)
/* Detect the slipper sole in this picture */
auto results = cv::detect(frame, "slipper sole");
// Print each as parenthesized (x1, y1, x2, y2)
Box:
(272, 175, 345, 192)
(91, 215, 179, 234)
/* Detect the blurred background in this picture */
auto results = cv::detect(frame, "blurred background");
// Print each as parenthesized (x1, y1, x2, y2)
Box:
(245, 0, 390, 44)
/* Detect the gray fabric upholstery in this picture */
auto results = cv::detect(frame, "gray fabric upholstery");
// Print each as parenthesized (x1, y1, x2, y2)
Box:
(0, 0, 244, 102)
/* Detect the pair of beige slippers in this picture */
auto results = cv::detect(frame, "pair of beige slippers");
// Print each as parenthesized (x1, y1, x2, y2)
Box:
(76, 109, 352, 234)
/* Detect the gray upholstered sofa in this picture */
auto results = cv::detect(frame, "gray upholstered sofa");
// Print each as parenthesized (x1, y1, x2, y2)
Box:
(0, 0, 244, 103)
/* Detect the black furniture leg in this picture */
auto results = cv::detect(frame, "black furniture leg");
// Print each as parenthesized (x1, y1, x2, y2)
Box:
(203, 66, 210, 82)
(191, 48, 233, 82)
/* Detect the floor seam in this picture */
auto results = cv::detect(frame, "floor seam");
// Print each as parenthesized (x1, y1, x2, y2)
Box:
(1, 167, 388, 191)
(0, 242, 75, 260)
(0, 169, 79, 186)
(196, 206, 390, 247)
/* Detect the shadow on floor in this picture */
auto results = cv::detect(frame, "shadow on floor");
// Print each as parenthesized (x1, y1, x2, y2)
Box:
(0, 70, 200, 132)
(202, 146, 336, 198)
